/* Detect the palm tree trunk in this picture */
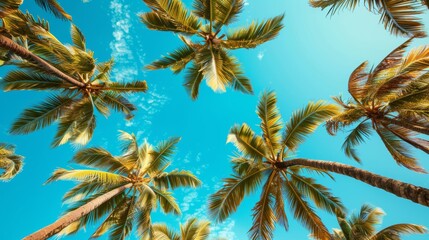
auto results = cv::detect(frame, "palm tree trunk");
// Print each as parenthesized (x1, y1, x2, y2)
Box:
(23, 183, 133, 240)
(0, 34, 86, 88)
(380, 116, 429, 135)
(275, 159, 429, 207)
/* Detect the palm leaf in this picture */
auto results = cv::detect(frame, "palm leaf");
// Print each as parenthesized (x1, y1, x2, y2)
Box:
(227, 123, 267, 161)
(151, 186, 181, 215)
(224, 15, 284, 49)
(73, 147, 129, 174)
(148, 137, 181, 173)
(183, 63, 204, 99)
(348, 61, 369, 102)
(209, 166, 268, 222)
(46, 169, 128, 184)
(196, 47, 230, 92)
(35, 0, 72, 20)
(146, 45, 195, 73)
(10, 95, 74, 134)
(342, 121, 372, 163)
(283, 101, 339, 151)
(71, 24, 86, 51)
(153, 223, 180, 240)
(257, 91, 282, 157)
(0, 155, 23, 181)
(2, 70, 70, 91)
(105, 80, 148, 93)
(98, 92, 137, 120)
(371, 223, 427, 239)
(153, 170, 201, 189)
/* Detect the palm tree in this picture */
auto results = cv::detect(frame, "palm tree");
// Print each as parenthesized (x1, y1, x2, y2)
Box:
(210, 91, 429, 240)
(0, 12, 148, 146)
(0, 0, 22, 18)
(141, 0, 284, 99)
(310, 0, 428, 37)
(326, 37, 429, 173)
(24, 131, 201, 240)
(153, 217, 210, 240)
(318, 204, 427, 240)
(0, 143, 23, 181)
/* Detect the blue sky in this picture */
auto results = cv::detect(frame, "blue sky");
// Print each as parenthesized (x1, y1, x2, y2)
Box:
(1, 0, 429, 239)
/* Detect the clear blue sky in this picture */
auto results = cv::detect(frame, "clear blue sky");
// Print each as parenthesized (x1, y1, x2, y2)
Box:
(1, 0, 428, 239)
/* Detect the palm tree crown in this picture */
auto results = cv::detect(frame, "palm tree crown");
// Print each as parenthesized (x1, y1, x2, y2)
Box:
(0, 143, 23, 181)
(209, 91, 344, 240)
(153, 217, 210, 240)
(141, 0, 284, 99)
(27, 131, 201, 239)
(323, 204, 427, 240)
(327, 37, 429, 173)
(0, 12, 148, 146)
(310, 0, 428, 37)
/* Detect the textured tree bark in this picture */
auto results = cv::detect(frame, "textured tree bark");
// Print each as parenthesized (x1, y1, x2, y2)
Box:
(23, 183, 133, 240)
(0, 34, 86, 88)
(275, 159, 429, 207)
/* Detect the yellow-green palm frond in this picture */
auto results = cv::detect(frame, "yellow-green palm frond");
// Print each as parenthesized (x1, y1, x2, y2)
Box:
(192, 0, 216, 25)
(105, 196, 136, 239)
(224, 53, 253, 94)
(0, 0, 22, 18)
(290, 174, 345, 215)
(35, 0, 72, 20)
(184, 63, 204, 99)
(62, 182, 109, 203)
(371, 223, 427, 239)
(249, 171, 277, 240)
(46, 169, 129, 185)
(284, 179, 331, 240)
(9, 95, 74, 135)
(0, 143, 23, 181)
(1, 71, 71, 91)
(104, 80, 148, 93)
(142, 0, 201, 34)
(72, 147, 130, 174)
(375, 127, 425, 173)
(93, 59, 115, 82)
(148, 137, 181, 173)
(96, 92, 137, 120)
(151, 187, 181, 215)
(227, 123, 267, 162)
(196, 47, 230, 92)
(224, 14, 284, 49)
(372, 37, 414, 76)
(326, 107, 365, 135)
(179, 218, 211, 240)
(209, 166, 268, 222)
(146, 45, 195, 73)
(231, 155, 257, 175)
(257, 91, 283, 157)
(272, 174, 289, 231)
(341, 121, 372, 163)
(118, 130, 139, 155)
(71, 24, 86, 51)
(153, 170, 201, 189)
(153, 223, 180, 240)
(193, 0, 244, 27)
(348, 204, 384, 238)
(283, 101, 339, 152)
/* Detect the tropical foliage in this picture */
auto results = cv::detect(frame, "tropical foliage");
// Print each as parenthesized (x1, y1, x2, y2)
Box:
(141, 0, 284, 99)
(0, 143, 23, 181)
(153, 217, 210, 240)
(24, 131, 201, 239)
(209, 91, 345, 240)
(318, 204, 427, 240)
(0, 0, 71, 20)
(0, 11, 148, 146)
(310, 0, 428, 37)
(326, 37, 429, 173)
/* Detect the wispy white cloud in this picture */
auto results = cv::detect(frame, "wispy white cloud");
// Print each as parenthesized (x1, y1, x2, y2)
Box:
(257, 51, 265, 60)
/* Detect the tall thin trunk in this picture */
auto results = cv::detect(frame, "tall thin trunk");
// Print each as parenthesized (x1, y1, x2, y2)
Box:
(275, 159, 429, 207)
(381, 116, 429, 135)
(23, 183, 133, 240)
(0, 34, 86, 88)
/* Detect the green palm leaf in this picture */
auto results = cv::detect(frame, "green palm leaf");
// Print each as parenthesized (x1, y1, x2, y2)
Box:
(227, 123, 267, 161)
(35, 0, 71, 20)
(153, 223, 181, 240)
(73, 147, 129, 174)
(257, 91, 282, 157)
(46, 169, 128, 184)
(2, 71, 70, 91)
(146, 45, 195, 73)
(151, 187, 181, 215)
(148, 137, 181, 173)
(371, 223, 427, 239)
(153, 170, 201, 189)
(105, 80, 148, 93)
(342, 121, 372, 163)
(71, 24, 86, 51)
(183, 63, 204, 99)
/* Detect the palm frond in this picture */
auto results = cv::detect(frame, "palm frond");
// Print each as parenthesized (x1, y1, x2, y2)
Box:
(196, 47, 230, 92)
(227, 123, 267, 162)
(148, 137, 181, 173)
(10, 95, 74, 134)
(105, 80, 148, 93)
(348, 61, 369, 102)
(209, 166, 268, 222)
(342, 121, 372, 163)
(153, 223, 180, 240)
(224, 15, 284, 49)
(183, 63, 204, 99)
(2, 70, 70, 91)
(153, 170, 201, 189)
(371, 223, 427, 239)
(257, 91, 282, 157)
(73, 147, 129, 174)
(283, 101, 339, 151)
(46, 169, 128, 184)
(146, 45, 195, 73)
(284, 179, 331, 239)
(35, 0, 72, 20)
(98, 91, 137, 120)
(0, 155, 23, 181)
(151, 187, 181, 215)
(107, 197, 136, 239)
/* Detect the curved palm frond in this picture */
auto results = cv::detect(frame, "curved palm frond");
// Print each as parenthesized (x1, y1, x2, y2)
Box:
(0, 143, 24, 181)
(35, 0, 72, 20)
(227, 123, 267, 161)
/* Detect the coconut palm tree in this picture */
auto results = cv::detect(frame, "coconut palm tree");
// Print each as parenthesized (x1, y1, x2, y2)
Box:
(141, 0, 284, 99)
(0, 143, 23, 181)
(24, 131, 201, 240)
(153, 217, 210, 240)
(326, 37, 429, 173)
(210, 91, 429, 240)
(318, 204, 427, 240)
(310, 0, 428, 37)
(0, 12, 148, 146)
